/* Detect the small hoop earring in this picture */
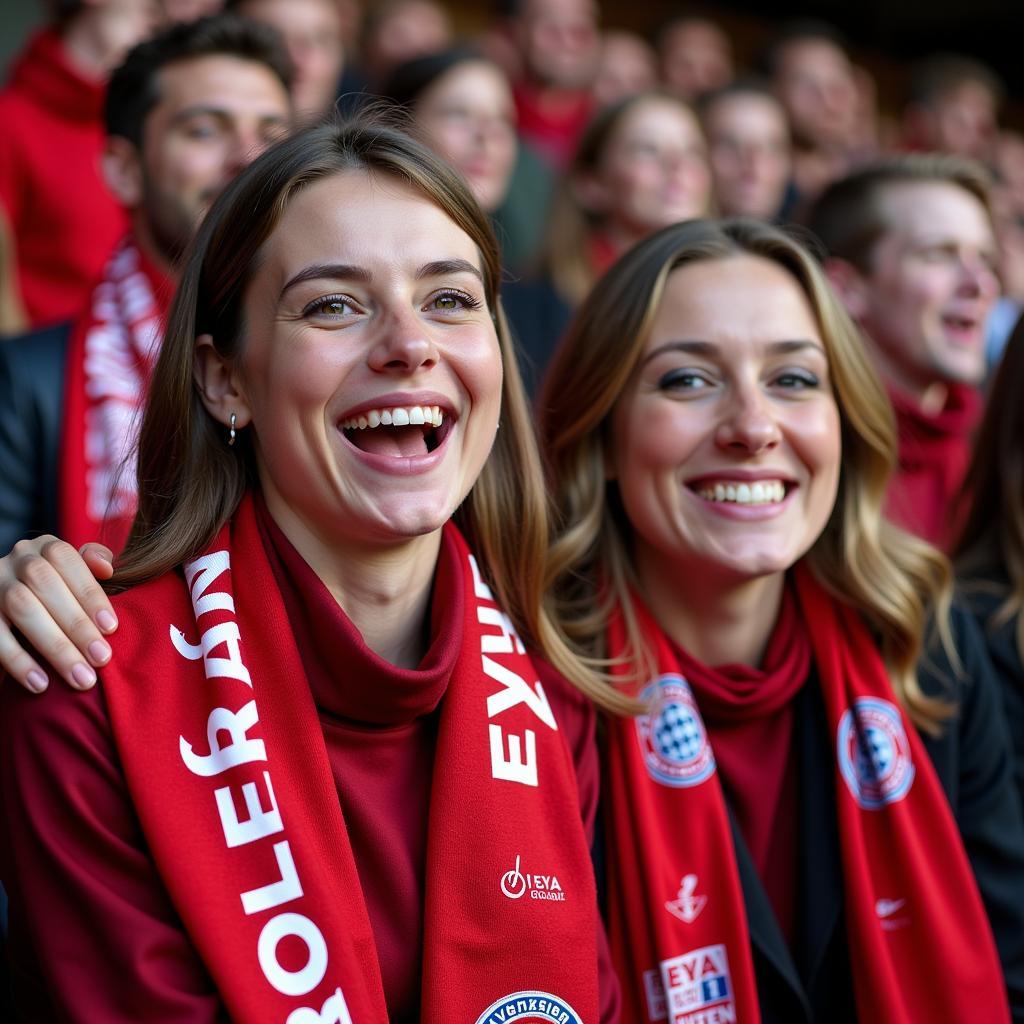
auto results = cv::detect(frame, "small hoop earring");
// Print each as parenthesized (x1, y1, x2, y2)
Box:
(228, 412, 237, 447)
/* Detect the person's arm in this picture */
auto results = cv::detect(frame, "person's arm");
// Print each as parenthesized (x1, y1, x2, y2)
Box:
(921, 607, 1024, 1021)
(0, 665, 227, 1020)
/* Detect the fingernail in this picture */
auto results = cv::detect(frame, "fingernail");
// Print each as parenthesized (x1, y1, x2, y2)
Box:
(96, 610, 118, 632)
(71, 663, 97, 689)
(26, 669, 48, 693)
(88, 639, 112, 664)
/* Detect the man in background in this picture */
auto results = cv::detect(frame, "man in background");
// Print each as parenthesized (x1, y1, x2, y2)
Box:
(808, 155, 1000, 546)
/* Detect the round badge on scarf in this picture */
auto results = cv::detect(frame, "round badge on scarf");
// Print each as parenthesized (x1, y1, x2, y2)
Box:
(837, 697, 915, 809)
(473, 991, 584, 1024)
(635, 674, 716, 788)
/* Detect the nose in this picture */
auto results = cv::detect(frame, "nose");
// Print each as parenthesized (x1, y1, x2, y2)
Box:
(715, 386, 781, 454)
(368, 307, 439, 374)
(957, 251, 1000, 300)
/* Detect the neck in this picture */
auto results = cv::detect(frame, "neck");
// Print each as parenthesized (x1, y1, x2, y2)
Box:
(264, 492, 442, 670)
(635, 546, 785, 667)
(864, 336, 950, 415)
(131, 216, 180, 283)
(60, 10, 131, 82)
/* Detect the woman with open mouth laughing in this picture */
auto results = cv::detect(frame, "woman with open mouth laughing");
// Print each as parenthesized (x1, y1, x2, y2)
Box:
(537, 218, 1024, 1023)
(0, 119, 617, 1022)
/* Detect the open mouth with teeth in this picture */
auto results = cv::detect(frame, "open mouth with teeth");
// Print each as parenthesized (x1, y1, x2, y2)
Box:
(692, 480, 789, 505)
(340, 405, 451, 458)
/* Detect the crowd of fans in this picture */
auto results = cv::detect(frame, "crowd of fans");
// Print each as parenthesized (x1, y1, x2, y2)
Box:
(0, 0, 1023, 1021)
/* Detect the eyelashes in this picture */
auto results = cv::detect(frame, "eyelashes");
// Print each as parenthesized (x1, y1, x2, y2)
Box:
(300, 288, 484, 319)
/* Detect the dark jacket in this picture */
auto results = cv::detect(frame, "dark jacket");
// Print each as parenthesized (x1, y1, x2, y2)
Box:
(0, 320, 70, 551)
(960, 577, 1024, 801)
(739, 604, 1024, 1023)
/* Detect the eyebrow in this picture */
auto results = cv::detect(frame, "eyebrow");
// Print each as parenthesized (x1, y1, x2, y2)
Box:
(642, 338, 825, 366)
(279, 258, 483, 301)
(170, 106, 288, 128)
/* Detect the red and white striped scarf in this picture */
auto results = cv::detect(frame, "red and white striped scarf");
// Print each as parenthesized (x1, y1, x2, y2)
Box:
(59, 235, 171, 552)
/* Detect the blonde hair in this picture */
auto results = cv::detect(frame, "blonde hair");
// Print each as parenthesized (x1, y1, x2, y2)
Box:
(538, 217, 955, 733)
(113, 116, 573, 674)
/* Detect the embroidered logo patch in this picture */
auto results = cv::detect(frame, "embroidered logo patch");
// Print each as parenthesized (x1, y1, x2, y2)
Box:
(473, 991, 583, 1024)
(636, 675, 715, 788)
(837, 697, 915, 809)
(500, 854, 566, 902)
(665, 874, 708, 924)
(658, 943, 735, 1024)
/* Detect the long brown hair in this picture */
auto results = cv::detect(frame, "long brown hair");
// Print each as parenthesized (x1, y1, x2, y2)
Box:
(956, 315, 1024, 661)
(113, 116, 560, 664)
(538, 217, 954, 732)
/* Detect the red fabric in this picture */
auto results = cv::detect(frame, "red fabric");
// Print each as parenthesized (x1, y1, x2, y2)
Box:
(513, 80, 592, 169)
(886, 383, 981, 548)
(95, 494, 598, 1022)
(667, 586, 809, 943)
(0, 500, 616, 1022)
(604, 565, 1010, 1024)
(58, 235, 172, 553)
(0, 30, 128, 328)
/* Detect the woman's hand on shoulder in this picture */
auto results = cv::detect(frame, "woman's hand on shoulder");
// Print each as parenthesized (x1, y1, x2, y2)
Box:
(0, 536, 116, 693)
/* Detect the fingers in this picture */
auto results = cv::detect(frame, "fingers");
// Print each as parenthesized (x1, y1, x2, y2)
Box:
(80, 542, 115, 582)
(0, 536, 117, 692)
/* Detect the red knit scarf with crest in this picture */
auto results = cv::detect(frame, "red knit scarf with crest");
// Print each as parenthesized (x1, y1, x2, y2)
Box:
(59, 235, 171, 552)
(603, 564, 1009, 1024)
(99, 495, 599, 1023)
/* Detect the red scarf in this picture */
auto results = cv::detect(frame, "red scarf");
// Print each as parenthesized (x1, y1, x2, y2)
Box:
(887, 384, 981, 548)
(604, 565, 1009, 1024)
(59, 235, 172, 553)
(99, 494, 598, 1023)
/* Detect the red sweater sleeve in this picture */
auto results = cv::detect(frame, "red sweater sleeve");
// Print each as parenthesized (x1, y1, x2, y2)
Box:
(536, 659, 622, 1024)
(0, 677, 227, 1022)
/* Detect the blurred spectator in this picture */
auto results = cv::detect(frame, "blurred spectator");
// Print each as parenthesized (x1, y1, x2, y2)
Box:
(656, 14, 733, 102)
(227, 0, 343, 122)
(384, 48, 518, 215)
(902, 54, 1003, 163)
(987, 135, 1024, 366)
(359, 0, 453, 91)
(505, 91, 710, 393)
(0, 0, 159, 331)
(762, 20, 865, 206)
(0, 15, 292, 556)
(508, 0, 600, 168)
(591, 29, 658, 109)
(700, 77, 791, 221)
(158, 0, 223, 23)
(809, 155, 1000, 546)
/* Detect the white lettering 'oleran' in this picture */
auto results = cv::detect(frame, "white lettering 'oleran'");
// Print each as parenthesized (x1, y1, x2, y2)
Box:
(172, 551, 354, 1022)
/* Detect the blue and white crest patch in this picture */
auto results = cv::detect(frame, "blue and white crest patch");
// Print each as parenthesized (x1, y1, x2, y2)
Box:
(837, 697, 915, 809)
(473, 991, 583, 1024)
(635, 674, 715, 788)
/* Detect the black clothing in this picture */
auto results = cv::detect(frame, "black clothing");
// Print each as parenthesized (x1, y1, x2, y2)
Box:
(0, 321, 70, 551)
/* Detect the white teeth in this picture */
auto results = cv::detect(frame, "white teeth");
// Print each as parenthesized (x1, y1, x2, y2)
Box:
(696, 480, 787, 505)
(340, 405, 447, 431)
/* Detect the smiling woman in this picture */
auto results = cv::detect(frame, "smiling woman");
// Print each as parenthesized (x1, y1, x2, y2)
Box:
(0, 119, 614, 1023)
(538, 217, 1024, 1022)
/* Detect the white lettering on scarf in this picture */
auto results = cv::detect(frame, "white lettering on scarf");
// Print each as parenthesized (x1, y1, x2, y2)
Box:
(469, 555, 557, 787)
(173, 550, 354, 1020)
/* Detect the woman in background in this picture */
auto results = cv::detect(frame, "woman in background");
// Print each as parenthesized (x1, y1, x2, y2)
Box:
(505, 91, 712, 396)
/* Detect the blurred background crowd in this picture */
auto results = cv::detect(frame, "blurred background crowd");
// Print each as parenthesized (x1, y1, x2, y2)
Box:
(0, 0, 1022, 551)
